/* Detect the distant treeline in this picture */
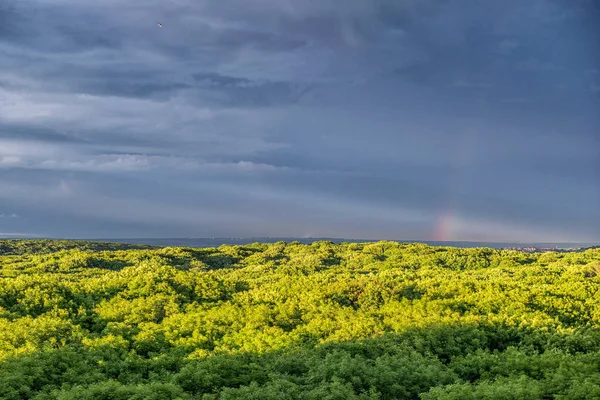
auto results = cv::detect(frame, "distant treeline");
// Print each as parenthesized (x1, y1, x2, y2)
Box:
(0, 239, 156, 255)
(1, 240, 600, 398)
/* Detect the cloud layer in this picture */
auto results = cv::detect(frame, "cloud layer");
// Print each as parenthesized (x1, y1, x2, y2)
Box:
(1, 0, 599, 242)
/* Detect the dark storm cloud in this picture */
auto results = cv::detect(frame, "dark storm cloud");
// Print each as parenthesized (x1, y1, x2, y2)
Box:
(0, 124, 88, 144)
(191, 72, 313, 106)
(1, 0, 598, 241)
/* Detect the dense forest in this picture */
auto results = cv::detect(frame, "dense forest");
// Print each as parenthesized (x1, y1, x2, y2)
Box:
(1, 239, 600, 399)
(0, 240, 156, 256)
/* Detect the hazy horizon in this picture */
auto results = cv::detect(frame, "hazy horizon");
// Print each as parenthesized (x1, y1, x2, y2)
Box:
(1, 236, 597, 249)
(1, 0, 599, 242)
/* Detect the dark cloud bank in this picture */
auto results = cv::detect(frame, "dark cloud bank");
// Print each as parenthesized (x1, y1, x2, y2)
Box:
(0, 0, 599, 242)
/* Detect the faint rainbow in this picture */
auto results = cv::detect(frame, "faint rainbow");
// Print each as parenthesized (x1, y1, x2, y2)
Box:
(431, 126, 480, 242)
(433, 211, 456, 242)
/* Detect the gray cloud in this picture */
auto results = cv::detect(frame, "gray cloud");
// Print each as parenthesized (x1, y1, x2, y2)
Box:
(517, 58, 564, 71)
(0, 213, 19, 218)
(0, 0, 598, 242)
(498, 39, 519, 55)
(191, 72, 313, 106)
(451, 80, 493, 89)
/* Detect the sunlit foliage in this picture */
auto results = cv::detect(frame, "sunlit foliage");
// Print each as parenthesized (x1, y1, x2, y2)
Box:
(1, 240, 600, 399)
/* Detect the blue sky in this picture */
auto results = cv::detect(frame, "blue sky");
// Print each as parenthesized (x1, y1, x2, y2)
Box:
(0, 0, 599, 242)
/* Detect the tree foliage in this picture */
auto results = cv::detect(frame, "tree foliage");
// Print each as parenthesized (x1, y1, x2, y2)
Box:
(1, 240, 600, 398)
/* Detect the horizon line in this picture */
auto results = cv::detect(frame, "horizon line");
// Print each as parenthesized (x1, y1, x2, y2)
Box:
(1, 236, 597, 246)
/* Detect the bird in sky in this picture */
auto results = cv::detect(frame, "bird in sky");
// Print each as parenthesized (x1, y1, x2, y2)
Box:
(157, 22, 163, 28)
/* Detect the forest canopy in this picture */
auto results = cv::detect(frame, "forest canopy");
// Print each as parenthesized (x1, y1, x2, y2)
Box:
(0, 239, 156, 255)
(1, 240, 600, 399)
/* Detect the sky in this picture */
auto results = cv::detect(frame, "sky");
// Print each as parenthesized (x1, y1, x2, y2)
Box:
(0, 0, 599, 242)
